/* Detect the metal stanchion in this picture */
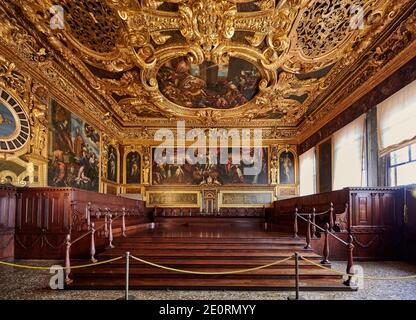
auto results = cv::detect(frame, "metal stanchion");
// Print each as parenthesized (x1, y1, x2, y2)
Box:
(288, 252, 305, 300)
(118, 251, 136, 300)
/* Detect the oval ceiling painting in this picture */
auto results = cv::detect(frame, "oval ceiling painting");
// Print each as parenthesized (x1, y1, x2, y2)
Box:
(0, 88, 30, 152)
(157, 57, 261, 109)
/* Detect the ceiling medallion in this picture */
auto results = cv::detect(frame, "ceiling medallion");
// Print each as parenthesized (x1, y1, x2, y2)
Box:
(157, 56, 261, 109)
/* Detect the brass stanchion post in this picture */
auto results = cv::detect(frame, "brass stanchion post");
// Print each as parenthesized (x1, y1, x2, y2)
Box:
(118, 251, 136, 300)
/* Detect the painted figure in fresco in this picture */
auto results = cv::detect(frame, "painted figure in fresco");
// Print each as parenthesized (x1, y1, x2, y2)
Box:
(279, 151, 295, 184)
(126, 152, 141, 184)
(84, 123, 100, 143)
(73, 127, 85, 159)
(151, 147, 268, 185)
(157, 57, 260, 109)
(48, 101, 100, 191)
(107, 146, 117, 182)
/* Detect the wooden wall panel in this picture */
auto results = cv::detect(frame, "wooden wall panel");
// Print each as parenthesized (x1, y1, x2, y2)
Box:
(13, 187, 148, 259)
(0, 185, 16, 260)
(270, 187, 403, 260)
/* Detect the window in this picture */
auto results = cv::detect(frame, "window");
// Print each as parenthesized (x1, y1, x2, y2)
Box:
(388, 143, 416, 186)
(299, 147, 316, 196)
(377, 80, 416, 155)
(332, 115, 366, 190)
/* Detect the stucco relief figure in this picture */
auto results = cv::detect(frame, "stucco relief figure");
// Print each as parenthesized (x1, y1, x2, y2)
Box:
(142, 154, 150, 184)
(270, 156, 278, 184)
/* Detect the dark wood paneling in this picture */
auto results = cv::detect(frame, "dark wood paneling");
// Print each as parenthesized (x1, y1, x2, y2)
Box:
(269, 187, 403, 260)
(318, 139, 332, 193)
(0, 185, 16, 260)
(13, 187, 148, 259)
(401, 186, 416, 261)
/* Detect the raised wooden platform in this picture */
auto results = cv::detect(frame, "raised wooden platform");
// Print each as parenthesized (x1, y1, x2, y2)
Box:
(68, 220, 354, 291)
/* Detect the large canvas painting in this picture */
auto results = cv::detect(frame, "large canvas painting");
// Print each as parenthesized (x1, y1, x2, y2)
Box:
(279, 151, 295, 185)
(48, 101, 100, 191)
(0, 102, 17, 139)
(107, 145, 117, 183)
(125, 151, 141, 184)
(152, 147, 268, 185)
(157, 57, 261, 109)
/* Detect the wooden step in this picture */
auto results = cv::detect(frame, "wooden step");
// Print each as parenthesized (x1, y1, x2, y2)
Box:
(112, 243, 306, 250)
(72, 266, 341, 277)
(68, 277, 354, 291)
(98, 250, 318, 258)
(68, 226, 351, 291)
(72, 258, 329, 268)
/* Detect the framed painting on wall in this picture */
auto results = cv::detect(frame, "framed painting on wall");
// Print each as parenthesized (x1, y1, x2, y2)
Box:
(279, 150, 295, 185)
(107, 145, 118, 183)
(48, 100, 100, 191)
(125, 151, 141, 184)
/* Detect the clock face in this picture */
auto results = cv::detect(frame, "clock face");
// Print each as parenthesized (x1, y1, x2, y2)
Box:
(0, 88, 30, 152)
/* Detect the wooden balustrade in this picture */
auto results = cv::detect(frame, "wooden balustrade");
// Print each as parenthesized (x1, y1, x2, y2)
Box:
(311, 209, 317, 239)
(321, 223, 330, 265)
(293, 208, 299, 239)
(6, 187, 150, 259)
(64, 234, 72, 285)
(305, 215, 311, 249)
(90, 222, 97, 263)
(270, 187, 404, 260)
(107, 214, 115, 249)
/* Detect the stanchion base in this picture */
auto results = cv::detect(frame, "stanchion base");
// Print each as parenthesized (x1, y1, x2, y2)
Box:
(117, 295, 137, 300)
(287, 296, 306, 300)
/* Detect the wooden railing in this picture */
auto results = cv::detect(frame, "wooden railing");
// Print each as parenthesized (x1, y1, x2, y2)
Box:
(64, 204, 140, 284)
(294, 204, 354, 284)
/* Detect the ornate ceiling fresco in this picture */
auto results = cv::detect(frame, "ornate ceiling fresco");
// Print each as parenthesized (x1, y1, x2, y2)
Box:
(0, 0, 415, 141)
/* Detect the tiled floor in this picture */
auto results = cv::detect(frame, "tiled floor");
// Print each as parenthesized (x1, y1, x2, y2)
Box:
(1, 260, 416, 300)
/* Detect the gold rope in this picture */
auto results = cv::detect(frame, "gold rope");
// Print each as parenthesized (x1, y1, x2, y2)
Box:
(0, 256, 123, 270)
(131, 255, 294, 275)
(300, 256, 416, 281)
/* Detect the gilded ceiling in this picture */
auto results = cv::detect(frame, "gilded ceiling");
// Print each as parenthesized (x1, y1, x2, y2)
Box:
(1, 0, 415, 140)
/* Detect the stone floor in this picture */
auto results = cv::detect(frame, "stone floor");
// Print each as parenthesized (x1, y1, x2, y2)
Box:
(0, 260, 416, 300)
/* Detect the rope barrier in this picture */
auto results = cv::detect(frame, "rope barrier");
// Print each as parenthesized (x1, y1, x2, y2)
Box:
(300, 256, 416, 281)
(2, 253, 416, 281)
(0, 256, 123, 270)
(131, 255, 294, 275)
